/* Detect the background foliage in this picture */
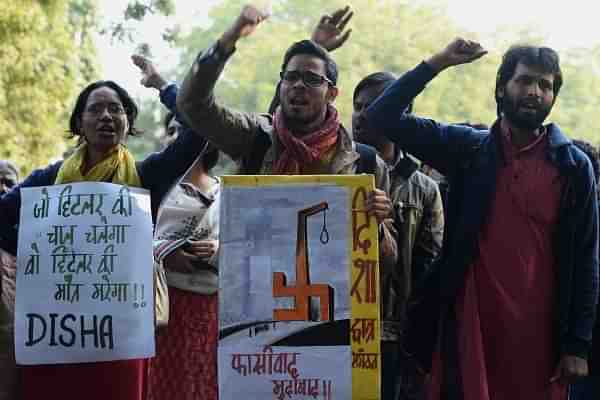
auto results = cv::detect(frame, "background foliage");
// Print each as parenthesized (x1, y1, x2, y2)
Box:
(3, 0, 600, 175)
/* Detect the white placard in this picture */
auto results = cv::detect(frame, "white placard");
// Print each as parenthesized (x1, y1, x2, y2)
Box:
(218, 344, 351, 400)
(15, 183, 155, 365)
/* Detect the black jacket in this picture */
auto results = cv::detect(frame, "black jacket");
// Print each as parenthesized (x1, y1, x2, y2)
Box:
(367, 61, 600, 366)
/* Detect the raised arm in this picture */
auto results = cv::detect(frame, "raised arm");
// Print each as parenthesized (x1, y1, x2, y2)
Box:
(131, 54, 196, 131)
(130, 55, 207, 198)
(311, 5, 353, 52)
(366, 38, 487, 175)
(176, 5, 271, 161)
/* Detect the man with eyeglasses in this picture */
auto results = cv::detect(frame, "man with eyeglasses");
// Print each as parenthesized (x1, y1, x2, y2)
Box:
(177, 4, 396, 268)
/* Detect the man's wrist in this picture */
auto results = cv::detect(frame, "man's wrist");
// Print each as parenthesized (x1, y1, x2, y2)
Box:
(194, 40, 236, 75)
(425, 54, 448, 74)
(218, 31, 238, 55)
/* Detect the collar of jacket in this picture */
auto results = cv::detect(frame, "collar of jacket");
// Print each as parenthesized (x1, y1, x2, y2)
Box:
(262, 124, 359, 174)
(392, 151, 420, 180)
(491, 119, 575, 170)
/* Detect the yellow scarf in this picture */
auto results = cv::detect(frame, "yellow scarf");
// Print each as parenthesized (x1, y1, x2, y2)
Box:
(55, 144, 141, 187)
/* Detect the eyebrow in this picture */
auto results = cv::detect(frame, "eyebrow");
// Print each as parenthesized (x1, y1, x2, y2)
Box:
(517, 73, 553, 81)
(87, 100, 123, 106)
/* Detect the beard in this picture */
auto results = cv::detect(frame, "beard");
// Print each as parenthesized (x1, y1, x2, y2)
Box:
(280, 101, 321, 126)
(279, 99, 330, 137)
(501, 93, 552, 130)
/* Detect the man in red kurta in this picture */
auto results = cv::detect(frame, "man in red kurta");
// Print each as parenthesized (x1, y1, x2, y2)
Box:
(453, 121, 566, 399)
(367, 39, 599, 400)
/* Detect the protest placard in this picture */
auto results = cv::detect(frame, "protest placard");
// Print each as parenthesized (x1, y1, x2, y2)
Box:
(218, 175, 380, 400)
(15, 183, 155, 365)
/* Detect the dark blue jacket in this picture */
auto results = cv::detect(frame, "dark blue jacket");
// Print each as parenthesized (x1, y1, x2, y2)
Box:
(367, 61, 599, 361)
(0, 84, 206, 255)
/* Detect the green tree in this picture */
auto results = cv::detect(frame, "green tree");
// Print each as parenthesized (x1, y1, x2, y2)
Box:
(171, 0, 484, 129)
(0, 0, 179, 175)
(0, 0, 100, 175)
(167, 0, 600, 146)
(98, 0, 600, 163)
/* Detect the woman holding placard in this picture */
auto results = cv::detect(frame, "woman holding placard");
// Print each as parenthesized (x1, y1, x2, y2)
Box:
(0, 78, 207, 400)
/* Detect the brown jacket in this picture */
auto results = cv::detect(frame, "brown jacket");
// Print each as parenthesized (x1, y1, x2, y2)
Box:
(382, 154, 444, 341)
(177, 42, 397, 284)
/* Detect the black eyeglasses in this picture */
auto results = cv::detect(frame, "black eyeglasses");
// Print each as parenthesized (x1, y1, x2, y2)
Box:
(280, 70, 333, 88)
(84, 102, 126, 117)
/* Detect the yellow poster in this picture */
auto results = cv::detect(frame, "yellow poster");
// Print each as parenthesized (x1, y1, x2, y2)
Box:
(218, 175, 380, 400)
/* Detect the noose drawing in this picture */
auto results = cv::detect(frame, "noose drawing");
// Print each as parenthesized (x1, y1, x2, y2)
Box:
(320, 206, 329, 244)
(272, 202, 334, 321)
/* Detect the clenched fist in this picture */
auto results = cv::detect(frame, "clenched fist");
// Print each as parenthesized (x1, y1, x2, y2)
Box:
(220, 5, 270, 53)
(426, 38, 487, 73)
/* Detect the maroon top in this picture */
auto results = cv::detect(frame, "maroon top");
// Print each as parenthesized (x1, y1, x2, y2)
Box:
(428, 121, 568, 399)
(20, 359, 147, 400)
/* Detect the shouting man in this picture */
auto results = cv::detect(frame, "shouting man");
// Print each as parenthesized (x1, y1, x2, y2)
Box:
(177, 5, 396, 284)
(368, 39, 599, 399)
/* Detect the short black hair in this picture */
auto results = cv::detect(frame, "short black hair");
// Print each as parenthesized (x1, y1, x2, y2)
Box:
(573, 140, 600, 182)
(353, 71, 413, 113)
(281, 40, 338, 86)
(353, 72, 396, 101)
(69, 80, 141, 138)
(495, 45, 563, 116)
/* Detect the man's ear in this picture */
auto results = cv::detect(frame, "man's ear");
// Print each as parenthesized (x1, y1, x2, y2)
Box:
(326, 86, 339, 103)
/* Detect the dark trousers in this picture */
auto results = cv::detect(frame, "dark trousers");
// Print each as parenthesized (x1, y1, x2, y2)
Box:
(570, 378, 600, 400)
(382, 341, 401, 400)
(382, 341, 427, 400)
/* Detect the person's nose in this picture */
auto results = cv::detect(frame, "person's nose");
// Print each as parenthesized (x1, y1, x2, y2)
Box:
(98, 106, 113, 121)
(526, 81, 542, 98)
(291, 77, 308, 89)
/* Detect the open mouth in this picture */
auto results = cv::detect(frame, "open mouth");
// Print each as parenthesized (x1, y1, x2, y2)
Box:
(290, 97, 309, 107)
(97, 125, 116, 136)
(519, 102, 540, 113)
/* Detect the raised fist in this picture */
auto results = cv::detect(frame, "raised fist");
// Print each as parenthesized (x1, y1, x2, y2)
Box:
(427, 38, 487, 72)
(230, 5, 269, 40)
(131, 55, 167, 90)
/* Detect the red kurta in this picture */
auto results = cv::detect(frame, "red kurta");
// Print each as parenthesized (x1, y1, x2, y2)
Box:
(429, 123, 567, 399)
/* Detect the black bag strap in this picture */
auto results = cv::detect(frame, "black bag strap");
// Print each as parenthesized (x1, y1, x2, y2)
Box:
(243, 131, 272, 174)
(355, 142, 378, 175)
